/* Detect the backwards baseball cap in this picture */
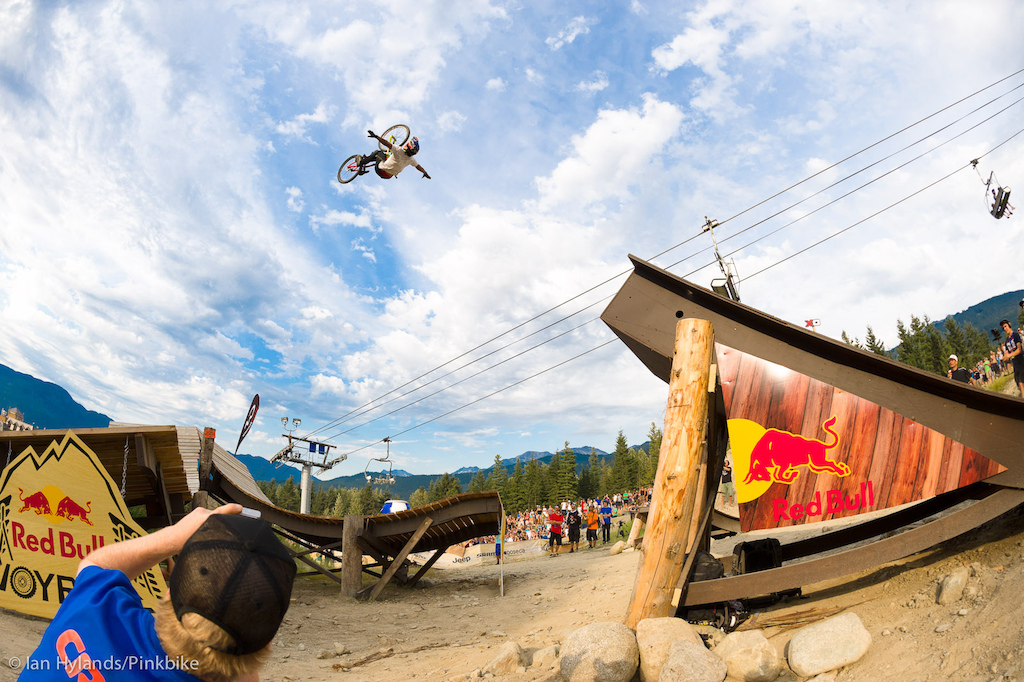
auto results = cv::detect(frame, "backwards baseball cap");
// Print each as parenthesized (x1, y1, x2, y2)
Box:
(171, 514, 296, 655)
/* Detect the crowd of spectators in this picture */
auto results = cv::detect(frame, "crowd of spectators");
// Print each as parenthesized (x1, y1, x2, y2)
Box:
(467, 487, 653, 547)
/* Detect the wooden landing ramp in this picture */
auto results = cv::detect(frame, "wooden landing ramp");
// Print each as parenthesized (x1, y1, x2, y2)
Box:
(211, 467, 501, 599)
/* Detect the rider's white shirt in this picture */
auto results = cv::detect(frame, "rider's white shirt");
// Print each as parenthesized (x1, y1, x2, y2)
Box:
(379, 147, 418, 176)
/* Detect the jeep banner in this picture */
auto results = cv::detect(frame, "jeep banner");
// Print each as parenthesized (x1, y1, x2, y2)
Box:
(0, 431, 166, 618)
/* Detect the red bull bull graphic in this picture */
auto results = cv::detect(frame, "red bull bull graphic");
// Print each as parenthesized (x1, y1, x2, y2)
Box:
(718, 344, 1006, 532)
(0, 432, 166, 618)
(742, 416, 849, 486)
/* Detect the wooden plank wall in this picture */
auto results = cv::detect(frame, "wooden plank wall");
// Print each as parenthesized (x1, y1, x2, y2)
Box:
(717, 344, 1005, 532)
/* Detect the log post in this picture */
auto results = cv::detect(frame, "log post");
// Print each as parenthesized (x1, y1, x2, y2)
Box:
(625, 318, 713, 629)
(341, 514, 363, 598)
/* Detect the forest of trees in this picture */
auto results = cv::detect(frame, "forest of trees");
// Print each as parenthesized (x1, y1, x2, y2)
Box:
(842, 308, 1024, 377)
(257, 423, 663, 517)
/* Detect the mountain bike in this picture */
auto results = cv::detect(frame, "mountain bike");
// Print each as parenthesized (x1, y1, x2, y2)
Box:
(337, 124, 410, 184)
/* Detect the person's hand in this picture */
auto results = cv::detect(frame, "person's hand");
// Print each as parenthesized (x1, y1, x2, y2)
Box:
(422, 171, 431, 179)
(367, 130, 377, 138)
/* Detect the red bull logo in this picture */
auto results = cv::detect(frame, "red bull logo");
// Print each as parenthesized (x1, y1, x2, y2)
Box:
(730, 416, 853, 505)
(18, 489, 52, 516)
(16, 487, 93, 526)
(743, 416, 850, 486)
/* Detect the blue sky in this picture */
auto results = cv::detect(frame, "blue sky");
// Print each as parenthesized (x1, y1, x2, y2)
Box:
(1, 1, 1022, 477)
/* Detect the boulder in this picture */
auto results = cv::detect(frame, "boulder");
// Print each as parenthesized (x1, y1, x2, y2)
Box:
(787, 612, 871, 678)
(485, 641, 528, 675)
(658, 640, 727, 682)
(715, 629, 781, 682)
(936, 567, 970, 605)
(559, 622, 640, 682)
(636, 617, 704, 682)
(532, 644, 559, 668)
(610, 540, 627, 555)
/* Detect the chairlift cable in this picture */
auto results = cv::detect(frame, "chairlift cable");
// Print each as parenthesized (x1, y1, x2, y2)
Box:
(300, 70, 1024, 447)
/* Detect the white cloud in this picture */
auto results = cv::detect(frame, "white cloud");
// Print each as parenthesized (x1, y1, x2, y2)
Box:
(274, 102, 334, 141)
(308, 208, 375, 234)
(285, 186, 305, 212)
(576, 71, 609, 93)
(534, 94, 685, 213)
(437, 110, 467, 132)
(546, 15, 594, 50)
(485, 77, 506, 92)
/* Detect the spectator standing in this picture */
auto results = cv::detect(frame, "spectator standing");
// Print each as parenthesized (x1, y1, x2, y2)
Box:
(547, 507, 563, 557)
(586, 504, 600, 549)
(721, 457, 735, 507)
(947, 354, 976, 386)
(599, 498, 613, 544)
(565, 506, 582, 553)
(1002, 319, 1024, 397)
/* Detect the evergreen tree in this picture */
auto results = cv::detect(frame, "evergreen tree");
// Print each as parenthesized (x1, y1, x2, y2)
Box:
(467, 469, 487, 493)
(641, 422, 662, 486)
(328, 488, 354, 517)
(505, 458, 526, 513)
(409, 486, 429, 508)
(607, 430, 634, 493)
(277, 477, 300, 511)
(544, 450, 562, 505)
(840, 331, 862, 348)
(524, 456, 543, 509)
(864, 326, 887, 356)
(485, 454, 509, 496)
(356, 482, 380, 514)
(555, 442, 579, 503)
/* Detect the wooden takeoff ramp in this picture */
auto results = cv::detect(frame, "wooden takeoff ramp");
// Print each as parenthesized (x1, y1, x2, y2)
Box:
(604, 256, 1024, 621)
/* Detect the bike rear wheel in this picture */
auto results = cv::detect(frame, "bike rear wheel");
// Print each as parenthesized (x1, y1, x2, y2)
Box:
(380, 124, 410, 150)
(338, 154, 362, 184)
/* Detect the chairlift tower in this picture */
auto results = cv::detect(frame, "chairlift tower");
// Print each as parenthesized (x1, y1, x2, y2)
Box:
(270, 417, 347, 514)
(703, 216, 741, 302)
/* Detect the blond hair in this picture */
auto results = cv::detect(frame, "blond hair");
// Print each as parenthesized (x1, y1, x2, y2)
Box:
(154, 592, 269, 682)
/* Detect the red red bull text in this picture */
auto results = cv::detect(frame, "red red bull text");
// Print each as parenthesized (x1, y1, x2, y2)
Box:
(772, 481, 875, 522)
(744, 416, 850, 485)
(10, 521, 105, 559)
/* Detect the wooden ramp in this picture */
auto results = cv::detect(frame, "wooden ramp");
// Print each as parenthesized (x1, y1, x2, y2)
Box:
(211, 466, 501, 599)
(602, 256, 1024, 616)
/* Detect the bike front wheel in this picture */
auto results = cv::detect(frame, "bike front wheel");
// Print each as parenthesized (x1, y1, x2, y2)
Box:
(380, 124, 410, 150)
(338, 154, 362, 184)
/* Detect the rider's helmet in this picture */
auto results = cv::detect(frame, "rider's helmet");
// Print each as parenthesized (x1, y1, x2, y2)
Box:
(403, 137, 420, 156)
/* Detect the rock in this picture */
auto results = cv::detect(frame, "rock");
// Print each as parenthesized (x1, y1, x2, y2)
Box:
(715, 630, 781, 682)
(657, 640, 727, 682)
(787, 612, 871, 678)
(559, 622, 640, 682)
(532, 644, 559, 668)
(636, 617, 704, 682)
(937, 567, 970, 605)
(297, 643, 306, 652)
(315, 649, 334, 659)
(610, 541, 626, 555)
(333, 642, 350, 656)
(485, 641, 528, 675)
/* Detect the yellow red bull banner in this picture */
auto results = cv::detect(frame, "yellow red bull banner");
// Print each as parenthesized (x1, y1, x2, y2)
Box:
(718, 345, 1006, 532)
(0, 431, 166, 619)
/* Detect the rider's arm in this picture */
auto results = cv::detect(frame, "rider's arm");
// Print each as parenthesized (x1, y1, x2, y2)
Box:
(368, 130, 394, 152)
(415, 164, 431, 179)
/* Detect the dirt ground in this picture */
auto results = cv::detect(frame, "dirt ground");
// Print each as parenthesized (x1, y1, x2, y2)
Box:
(4, 505, 1024, 682)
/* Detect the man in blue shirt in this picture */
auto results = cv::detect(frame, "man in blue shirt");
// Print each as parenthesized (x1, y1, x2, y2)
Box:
(599, 498, 613, 544)
(21, 504, 295, 681)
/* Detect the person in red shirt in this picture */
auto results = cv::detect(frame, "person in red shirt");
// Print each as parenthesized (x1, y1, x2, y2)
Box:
(547, 506, 563, 557)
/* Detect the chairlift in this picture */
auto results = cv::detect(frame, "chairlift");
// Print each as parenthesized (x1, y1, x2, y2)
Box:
(363, 437, 397, 487)
(971, 160, 1014, 219)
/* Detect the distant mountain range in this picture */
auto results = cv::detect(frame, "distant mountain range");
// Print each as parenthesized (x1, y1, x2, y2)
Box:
(933, 289, 1024, 341)
(0, 364, 111, 429)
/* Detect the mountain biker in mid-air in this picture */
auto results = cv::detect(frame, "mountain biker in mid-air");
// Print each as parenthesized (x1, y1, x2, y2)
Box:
(358, 129, 431, 180)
